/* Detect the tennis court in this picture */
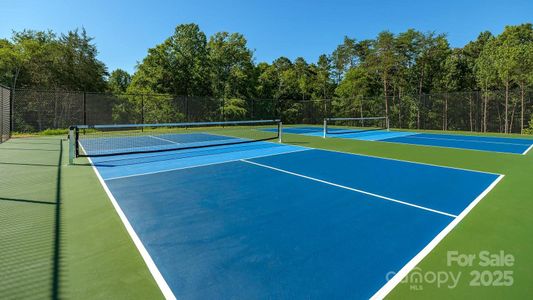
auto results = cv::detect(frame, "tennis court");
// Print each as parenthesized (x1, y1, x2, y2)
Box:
(270, 119, 533, 155)
(71, 121, 503, 299)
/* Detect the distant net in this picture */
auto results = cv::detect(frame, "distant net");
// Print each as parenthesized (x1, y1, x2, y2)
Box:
(324, 117, 389, 136)
(69, 119, 281, 159)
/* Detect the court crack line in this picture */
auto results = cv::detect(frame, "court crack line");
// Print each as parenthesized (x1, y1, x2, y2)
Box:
(241, 159, 457, 218)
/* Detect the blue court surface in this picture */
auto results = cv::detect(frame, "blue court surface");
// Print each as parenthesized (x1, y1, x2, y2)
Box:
(86, 138, 503, 299)
(273, 127, 533, 155)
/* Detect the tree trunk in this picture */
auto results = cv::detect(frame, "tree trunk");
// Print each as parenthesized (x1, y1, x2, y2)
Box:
(398, 87, 402, 128)
(504, 82, 509, 134)
(360, 98, 363, 119)
(520, 83, 525, 134)
(417, 73, 423, 129)
(383, 76, 389, 121)
(443, 94, 448, 131)
(483, 90, 489, 132)
(392, 84, 396, 127)
(469, 95, 473, 132)
(496, 101, 502, 133)
(509, 100, 517, 133)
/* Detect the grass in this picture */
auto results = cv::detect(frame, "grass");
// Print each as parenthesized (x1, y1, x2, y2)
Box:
(0, 128, 531, 299)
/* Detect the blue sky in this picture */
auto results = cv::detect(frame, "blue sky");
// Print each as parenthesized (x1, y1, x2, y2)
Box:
(1, 0, 531, 74)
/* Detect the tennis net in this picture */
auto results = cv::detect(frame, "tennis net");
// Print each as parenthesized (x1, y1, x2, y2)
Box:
(324, 117, 389, 136)
(69, 119, 281, 162)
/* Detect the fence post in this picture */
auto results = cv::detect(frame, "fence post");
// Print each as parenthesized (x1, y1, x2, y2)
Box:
(323, 118, 327, 138)
(68, 126, 75, 165)
(221, 98, 225, 122)
(141, 95, 145, 132)
(83, 92, 87, 125)
(0, 88, 4, 143)
(185, 96, 189, 122)
(251, 99, 254, 119)
(141, 94, 145, 124)
(10, 87, 14, 134)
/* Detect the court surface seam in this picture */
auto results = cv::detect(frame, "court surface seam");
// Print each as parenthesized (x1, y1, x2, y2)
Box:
(241, 159, 457, 218)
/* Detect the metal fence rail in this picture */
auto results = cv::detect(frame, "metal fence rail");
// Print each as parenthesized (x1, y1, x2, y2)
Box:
(0, 85, 11, 143)
(10, 88, 533, 134)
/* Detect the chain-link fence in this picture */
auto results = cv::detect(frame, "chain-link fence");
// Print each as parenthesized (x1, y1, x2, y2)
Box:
(0, 85, 11, 143)
(10, 88, 533, 134)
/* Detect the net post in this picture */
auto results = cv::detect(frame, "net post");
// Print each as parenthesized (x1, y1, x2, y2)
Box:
(68, 126, 75, 165)
(323, 118, 327, 138)
(278, 121, 283, 143)
(386, 116, 390, 131)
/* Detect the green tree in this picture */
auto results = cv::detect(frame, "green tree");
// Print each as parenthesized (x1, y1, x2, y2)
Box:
(130, 23, 210, 96)
(334, 66, 372, 118)
(208, 32, 254, 99)
(502, 24, 533, 133)
(367, 31, 399, 121)
(436, 49, 469, 130)
(221, 98, 247, 120)
(0, 39, 26, 89)
(315, 54, 334, 99)
(108, 69, 131, 94)
(475, 38, 498, 132)
(332, 36, 358, 82)
(59, 28, 108, 91)
(412, 32, 450, 128)
(1, 29, 107, 91)
(294, 57, 312, 100)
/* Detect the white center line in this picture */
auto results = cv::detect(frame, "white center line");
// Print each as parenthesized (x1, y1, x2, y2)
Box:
(241, 159, 457, 218)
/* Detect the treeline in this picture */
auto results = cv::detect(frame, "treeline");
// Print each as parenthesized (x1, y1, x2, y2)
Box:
(1, 23, 532, 133)
(0, 29, 107, 92)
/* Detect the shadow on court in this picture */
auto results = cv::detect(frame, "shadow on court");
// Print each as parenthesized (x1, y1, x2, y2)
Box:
(0, 139, 63, 299)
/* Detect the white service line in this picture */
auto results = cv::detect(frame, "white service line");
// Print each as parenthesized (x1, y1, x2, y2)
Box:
(294, 145, 502, 176)
(82, 146, 177, 300)
(148, 135, 181, 144)
(241, 159, 457, 218)
(105, 148, 312, 181)
(370, 174, 504, 299)
(377, 138, 525, 156)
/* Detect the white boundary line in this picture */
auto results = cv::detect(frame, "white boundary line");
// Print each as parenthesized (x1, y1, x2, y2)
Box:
(407, 135, 532, 146)
(523, 144, 533, 155)
(241, 159, 457, 218)
(324, 131, 529, 156)
(81, 145, 177, 300)
(370, 174, 504, 299)
(106, 148, 311, 181)
(295, 145, 502, 176)
(375, 138, 523, 156)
